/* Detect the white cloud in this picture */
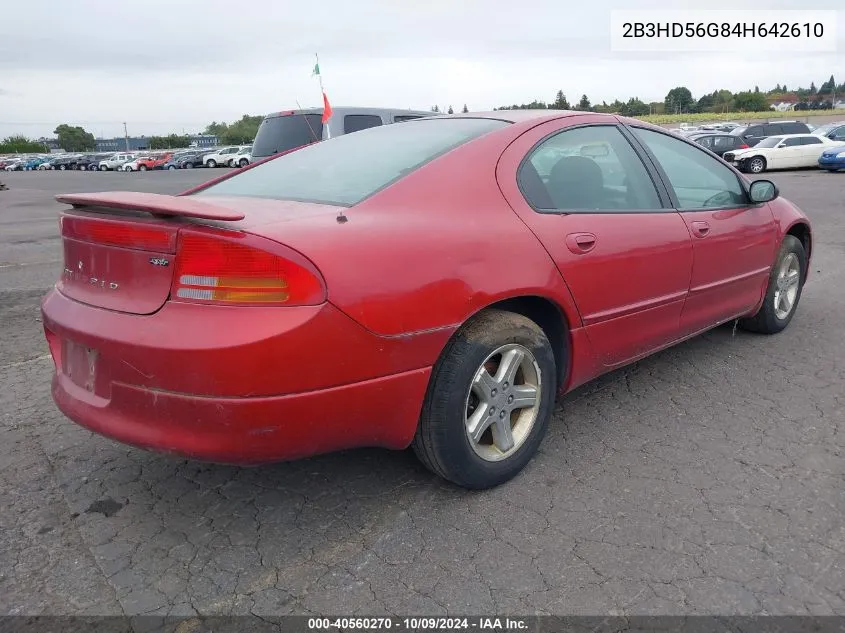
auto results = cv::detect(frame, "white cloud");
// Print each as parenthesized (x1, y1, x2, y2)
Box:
(1, 0, 843, 139)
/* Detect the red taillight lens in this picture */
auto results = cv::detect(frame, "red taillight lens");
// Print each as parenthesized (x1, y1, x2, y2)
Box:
(172, 228, 326, 306)
(60, 214, 177, 253)
(738, 144, 749, 149)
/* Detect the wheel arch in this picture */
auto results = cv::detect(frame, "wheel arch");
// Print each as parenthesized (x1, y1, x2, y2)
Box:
(785, 220, 812, 276)
(450, 294, 572, 393)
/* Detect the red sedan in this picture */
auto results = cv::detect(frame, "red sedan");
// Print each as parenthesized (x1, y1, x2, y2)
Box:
(41, 111, 812, 489)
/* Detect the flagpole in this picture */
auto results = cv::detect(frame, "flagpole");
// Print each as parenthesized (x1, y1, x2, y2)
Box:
(315, 53, 331, 138)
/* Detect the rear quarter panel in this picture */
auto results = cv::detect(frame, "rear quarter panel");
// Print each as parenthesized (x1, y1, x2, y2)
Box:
(255, 124, 584, 338)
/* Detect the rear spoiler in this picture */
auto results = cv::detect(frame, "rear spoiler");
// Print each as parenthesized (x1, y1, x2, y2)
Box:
(55, 191, 245, 221)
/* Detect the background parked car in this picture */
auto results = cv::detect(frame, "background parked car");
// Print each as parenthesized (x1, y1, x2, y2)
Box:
(203, 146, 241, 168)
(251, 106, 432, 161)
(818, 145, 845, 172)
(730, 121, 810, 147)
(812, 121, 845, 142)
(688, 133, 750, 158)
(723, 134, 845, 173)
(99, 153, 136, 171)
(227, 146, 252, 167)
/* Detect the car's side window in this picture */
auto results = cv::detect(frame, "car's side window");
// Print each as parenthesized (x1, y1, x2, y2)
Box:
(832, 126, 845, 140)
(344, 115, 383, 134)
(800, 136, 823, 145)
(517, 125, 663, 213)
(782, 138, 803, 147)
(713, 136, 731, 149)
(631, 127, 748, 210)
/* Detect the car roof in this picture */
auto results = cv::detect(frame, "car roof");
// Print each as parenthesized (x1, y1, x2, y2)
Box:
(263, 106, 434, 120)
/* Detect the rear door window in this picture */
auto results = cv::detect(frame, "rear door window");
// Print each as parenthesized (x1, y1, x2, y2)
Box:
(764, 124, 785, 135)
(800, 136, 823, 145)
(344, 115, 383, 134)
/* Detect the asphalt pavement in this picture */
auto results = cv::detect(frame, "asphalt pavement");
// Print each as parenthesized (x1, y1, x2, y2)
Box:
(1, 168, 843, 617)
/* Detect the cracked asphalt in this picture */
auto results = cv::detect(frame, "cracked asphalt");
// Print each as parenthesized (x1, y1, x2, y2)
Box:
(1, 169, 843, 617)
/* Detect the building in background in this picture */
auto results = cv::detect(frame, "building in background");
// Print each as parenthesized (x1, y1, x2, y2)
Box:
(35, 134, 219, 152)
(94, 134, 218, 151)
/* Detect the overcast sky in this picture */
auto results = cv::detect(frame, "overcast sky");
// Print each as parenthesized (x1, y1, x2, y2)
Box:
(1, 0, 842, 139)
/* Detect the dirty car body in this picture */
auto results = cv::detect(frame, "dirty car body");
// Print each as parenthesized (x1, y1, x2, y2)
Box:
(41, 111, 813, 489)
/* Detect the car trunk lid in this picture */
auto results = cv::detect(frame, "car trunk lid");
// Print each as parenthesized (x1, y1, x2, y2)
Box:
(56, 191, 340, 315)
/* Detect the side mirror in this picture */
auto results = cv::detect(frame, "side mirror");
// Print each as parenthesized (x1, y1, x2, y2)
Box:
(749, 179, 779, 203)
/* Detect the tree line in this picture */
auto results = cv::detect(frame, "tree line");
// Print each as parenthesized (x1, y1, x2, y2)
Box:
(493, 75, 844, 116)
(5, 76, 843, 154)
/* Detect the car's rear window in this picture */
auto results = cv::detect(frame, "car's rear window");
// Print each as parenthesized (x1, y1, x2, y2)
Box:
(196, 117, 509, 207)
(251, 114, 324, 159)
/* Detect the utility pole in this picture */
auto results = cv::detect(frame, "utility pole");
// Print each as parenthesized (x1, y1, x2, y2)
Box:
(123, 122, 129, 152)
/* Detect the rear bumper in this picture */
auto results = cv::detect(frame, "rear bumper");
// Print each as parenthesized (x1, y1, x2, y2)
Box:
(41, 288, 450, 463)
(50, 364, 431, 464)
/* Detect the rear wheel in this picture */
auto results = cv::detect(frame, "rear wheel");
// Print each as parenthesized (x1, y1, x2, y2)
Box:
(168, 165, 176, 170)
(206, 159, 217, 168)
(185, 162, 194, 169)
(139, 165, 147, 171)
(412, 310, 557, 489)
(239, 158, 248, 167)
(739, 235, 806, 334)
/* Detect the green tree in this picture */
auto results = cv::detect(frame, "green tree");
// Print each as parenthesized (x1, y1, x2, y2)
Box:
(576, 94, 592, 111)
(619, 97, 649, 116)
(53, 124, 95, 152)
(203, 121, 229, 137)
(552, 90, 570, 109)
(462, 104, 469, 113)
(664, 86, 695, 114)
(431, 105, 440, 113)
(819, 75, 835, 94)
(221, 115, 263, 144)
(0, 135, 49, 153)
(447, 105, 454, 114)
(732, 90, 770, 112)
(809, 82, 817, 95)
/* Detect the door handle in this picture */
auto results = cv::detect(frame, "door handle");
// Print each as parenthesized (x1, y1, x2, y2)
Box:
(566, 232, 597, 254)
(691, 221, 710, 238)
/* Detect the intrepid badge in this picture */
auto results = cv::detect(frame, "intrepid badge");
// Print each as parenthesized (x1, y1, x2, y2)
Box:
(149, 257, 170, 267)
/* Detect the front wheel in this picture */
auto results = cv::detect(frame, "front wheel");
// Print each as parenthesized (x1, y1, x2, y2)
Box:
(747, 156, 767, 174)
(206, 159, 217, 168)
(739, 235, 806, 334)
(185, 162, 193, 169)
(238, 159, 248, 167)
(168, 165, 176, 170)
(139, 165, 147, 171)
(412, 310, 557, 489)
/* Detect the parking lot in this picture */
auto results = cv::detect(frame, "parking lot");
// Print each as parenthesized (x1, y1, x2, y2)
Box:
(1, 169, 843, 617)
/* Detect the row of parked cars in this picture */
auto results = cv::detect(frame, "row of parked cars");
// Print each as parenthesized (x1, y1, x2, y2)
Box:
(674, 120, 845, 173)
(0, 145, 253, 173)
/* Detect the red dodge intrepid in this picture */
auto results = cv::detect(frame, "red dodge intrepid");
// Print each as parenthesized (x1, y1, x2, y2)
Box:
(42, 111, 812, 489)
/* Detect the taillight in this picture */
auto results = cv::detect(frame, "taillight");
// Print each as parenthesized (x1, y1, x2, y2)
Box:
(172, 228, 326, 306)
(738, 144, 749, 149)
(60, 214, 177, 253)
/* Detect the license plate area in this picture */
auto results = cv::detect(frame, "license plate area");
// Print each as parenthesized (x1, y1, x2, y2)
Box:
(62, 339, 99, 393)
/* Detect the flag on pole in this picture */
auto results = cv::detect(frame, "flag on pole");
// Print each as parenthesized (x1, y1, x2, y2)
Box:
(321, 91, 333, 124)
(312, 54, 333, 134)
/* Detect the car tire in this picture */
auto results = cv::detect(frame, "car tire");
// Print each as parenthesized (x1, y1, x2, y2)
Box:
(239, 159, 248, 167)
(139, 165, 147, 171)
(206, 159, 217, 168)
(59, 165, 66, 170)
(412, 309, 557, 489)
(747, 156, 767, 174)
(168, 165, 176, 170)
(79, 165, 86, 171)
(185, 162, 193, 169)
(739, 235, 806, 335)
